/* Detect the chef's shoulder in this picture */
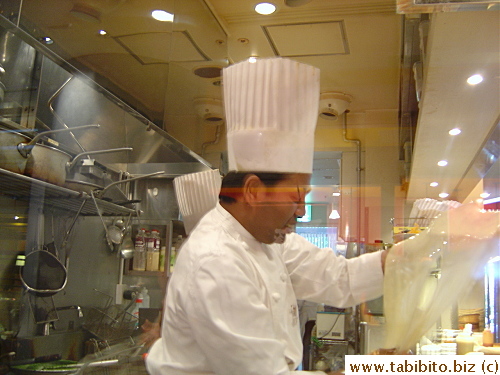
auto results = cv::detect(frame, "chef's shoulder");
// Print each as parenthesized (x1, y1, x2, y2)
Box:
(183, 222, 249, 267)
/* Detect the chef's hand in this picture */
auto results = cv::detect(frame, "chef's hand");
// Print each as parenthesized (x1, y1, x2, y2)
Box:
(139, 318, 161, 348)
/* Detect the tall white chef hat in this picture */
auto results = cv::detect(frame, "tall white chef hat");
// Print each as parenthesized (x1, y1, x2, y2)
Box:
(173, 169, 222, 234)
(223, 57, 320, 173)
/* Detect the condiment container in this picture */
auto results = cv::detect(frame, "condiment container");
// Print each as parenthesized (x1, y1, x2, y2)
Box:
(483, 327, 494, 347)
(456, 332, 475, 355)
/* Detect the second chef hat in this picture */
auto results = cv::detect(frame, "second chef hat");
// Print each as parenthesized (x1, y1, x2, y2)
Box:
(173, 169, 222, 234)
(223, 57, 320, 174)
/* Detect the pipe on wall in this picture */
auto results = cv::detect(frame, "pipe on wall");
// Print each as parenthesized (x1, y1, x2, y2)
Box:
(342, 111, 362, 244)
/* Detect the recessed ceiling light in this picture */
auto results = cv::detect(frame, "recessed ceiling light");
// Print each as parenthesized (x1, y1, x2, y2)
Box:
(480, 192, 491, 198)
(467, 74, 483, 85)
(40, 36, 53, 45)
(448, 128, 461, 136)
(98, 30, 107, 36)
(248, 56, 258, 63)
(439, 193, 449, 198)
(255, 2, 276, 15)
(332, 192, 341, 196)
(151, 10, 174, 22)
(430, 182, 439, 187)
(437, 160, 448, 167)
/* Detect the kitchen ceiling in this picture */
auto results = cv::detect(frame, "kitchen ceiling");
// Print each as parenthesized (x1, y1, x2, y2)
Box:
(7, 0, 499, 203)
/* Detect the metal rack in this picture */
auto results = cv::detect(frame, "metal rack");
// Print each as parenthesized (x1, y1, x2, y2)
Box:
(0, 167, 135, 216)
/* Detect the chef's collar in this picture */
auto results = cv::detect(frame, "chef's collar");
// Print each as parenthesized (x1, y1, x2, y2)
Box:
(215, 202, 261, 246)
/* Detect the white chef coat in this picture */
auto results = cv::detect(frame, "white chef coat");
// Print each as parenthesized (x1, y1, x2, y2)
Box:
(146, 203, 383, 375)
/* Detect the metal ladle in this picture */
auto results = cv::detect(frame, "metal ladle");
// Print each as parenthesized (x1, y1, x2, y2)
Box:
(118, 214, 134, 259)
(90, 190, 115, 252)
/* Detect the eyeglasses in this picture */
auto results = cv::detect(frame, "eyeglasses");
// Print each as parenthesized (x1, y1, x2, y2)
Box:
(295, 185, 309, 205)
(253, 185, 310, 206)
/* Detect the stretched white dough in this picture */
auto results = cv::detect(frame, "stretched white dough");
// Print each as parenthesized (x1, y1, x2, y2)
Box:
(383, 202, 500, 352)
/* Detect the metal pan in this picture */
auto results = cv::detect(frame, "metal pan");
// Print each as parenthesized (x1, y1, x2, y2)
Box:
(26, 146, 132, 187)
(0, 124, 98, 181)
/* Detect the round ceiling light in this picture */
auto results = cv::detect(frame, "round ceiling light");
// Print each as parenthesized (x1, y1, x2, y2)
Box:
(255, 3, 276, 15)
(437, 160, 448, 167)
(467, 74, 483, 85)
(151, 10, 174, 22)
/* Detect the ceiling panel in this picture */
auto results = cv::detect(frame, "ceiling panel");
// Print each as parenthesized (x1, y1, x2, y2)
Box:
(263, 21, 348, 57)
(116, 31, 209, 64)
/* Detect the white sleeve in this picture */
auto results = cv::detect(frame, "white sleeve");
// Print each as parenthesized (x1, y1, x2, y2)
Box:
(282, 233, 384, 307)
(186, 252, 303, 375)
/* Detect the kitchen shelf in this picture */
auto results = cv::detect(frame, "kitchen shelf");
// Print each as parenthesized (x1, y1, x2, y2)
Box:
(0, 167, 136, 216)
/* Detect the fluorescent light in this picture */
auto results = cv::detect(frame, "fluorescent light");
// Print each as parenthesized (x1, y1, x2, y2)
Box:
(448, 128, 461, 136)
(332, 192, 341, 196)
(467, 74, 483, 85)
(151, 10, 174, 22)
(255, 3, 276, 15)
(429, 182, 439, 187)
(437, 160, 448, 167)
(329, 209, 340, 219)
(439, 193, 449, 198)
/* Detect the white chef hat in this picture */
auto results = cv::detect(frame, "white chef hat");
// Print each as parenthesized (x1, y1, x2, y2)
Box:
(173, 169, 222, 234)
(223, 57, 320, 173)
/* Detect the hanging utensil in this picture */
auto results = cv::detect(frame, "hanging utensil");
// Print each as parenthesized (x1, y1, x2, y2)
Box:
(61, 198, 87, 269)
(90, 190, 115, 252)
(118, 213, 134, 259)
(20, 246, 68, 297)
(44, 212, 59, 259)
(92, 171, 165, 199)
(47, 75, 89, 154)
(107, 219, 125, 251)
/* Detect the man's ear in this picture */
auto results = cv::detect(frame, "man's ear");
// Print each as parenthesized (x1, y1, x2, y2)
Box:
(242, 174, 263, 206)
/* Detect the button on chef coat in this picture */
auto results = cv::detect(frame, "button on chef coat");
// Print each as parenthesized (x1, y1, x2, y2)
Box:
(146, 203, 383, 375)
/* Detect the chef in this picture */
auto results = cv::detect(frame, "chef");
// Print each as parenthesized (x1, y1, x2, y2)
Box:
(172, 168, 223, 236)
(146, 57, 387, 375)
(139, 169, 223, 348)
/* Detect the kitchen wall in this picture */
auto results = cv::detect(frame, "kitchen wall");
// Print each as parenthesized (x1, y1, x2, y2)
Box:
(0, 23, 207, 341)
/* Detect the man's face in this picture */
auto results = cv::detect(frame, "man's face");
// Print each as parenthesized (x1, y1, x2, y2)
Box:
(253, 173, 311, 244)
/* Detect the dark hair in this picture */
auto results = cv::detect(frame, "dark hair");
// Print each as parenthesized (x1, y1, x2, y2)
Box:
(219, 172, 291, 203)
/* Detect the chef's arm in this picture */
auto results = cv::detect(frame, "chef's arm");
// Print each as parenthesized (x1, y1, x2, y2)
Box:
(283, 233, 384, 307)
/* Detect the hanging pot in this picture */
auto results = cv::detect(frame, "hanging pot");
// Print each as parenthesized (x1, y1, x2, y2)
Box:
(0, 129, 31, 173)
(26, 146, 132, 187)
(0, 124, 99, 179)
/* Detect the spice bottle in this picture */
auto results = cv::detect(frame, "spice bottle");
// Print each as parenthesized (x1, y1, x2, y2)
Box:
(133, 228, 147, 271)
(146, 229, 160, 271)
